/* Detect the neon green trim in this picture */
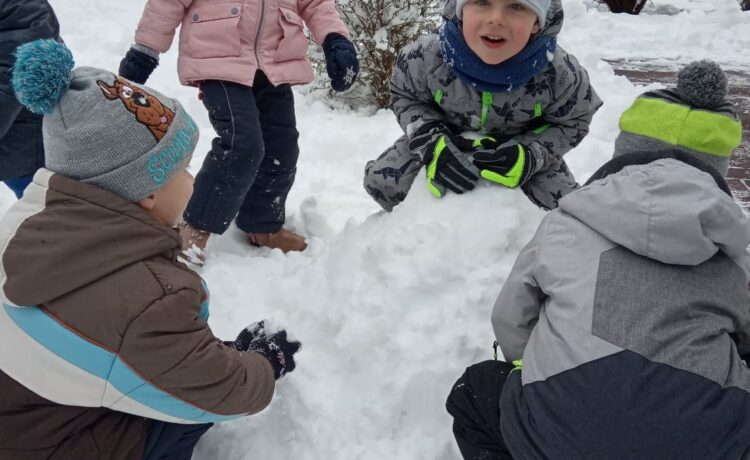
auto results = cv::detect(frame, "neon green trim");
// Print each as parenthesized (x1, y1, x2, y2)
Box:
(479, 145, 525, 188)
(534, 102, 542, 118)
(426, 136, 446, 198)
(472, 136, 496, 148)
(512, 359, 523, 370)
(619, 98, 742, 157)
(480, 92, 493, 129)
(434, 89, 444, 105)
(532, 123, 550, 134)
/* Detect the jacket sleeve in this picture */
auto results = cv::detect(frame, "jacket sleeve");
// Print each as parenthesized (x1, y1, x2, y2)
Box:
(134, 0, 193, 53)
(513, 52, 603, 179)
(298, 0, 350, 45)
(0, 0, 60, 137)
(117, 288, 275, 422)
(491, 223, 547, 362)
(736, 298, 750, 363)
(390, 38, 448, 140)
(0, 91, 22, 139)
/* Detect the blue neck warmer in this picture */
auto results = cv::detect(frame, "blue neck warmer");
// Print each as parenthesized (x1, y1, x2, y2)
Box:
(439, 20, 556, 93)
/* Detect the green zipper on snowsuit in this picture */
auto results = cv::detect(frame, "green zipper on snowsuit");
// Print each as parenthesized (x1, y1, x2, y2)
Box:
(479, 92, 493, 130)
(532, 102, 550, 134)
(434, 89, 444, 105)
(432, 90, 492, 130)
(434, 91, 549, 135)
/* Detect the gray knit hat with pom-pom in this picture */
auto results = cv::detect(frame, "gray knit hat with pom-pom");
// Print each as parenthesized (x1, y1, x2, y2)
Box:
(614, 60, 742, 176)
(11, 39, 198, 201)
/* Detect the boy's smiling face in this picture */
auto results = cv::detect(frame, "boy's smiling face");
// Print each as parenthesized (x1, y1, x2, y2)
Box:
(461, 0, 540, 65)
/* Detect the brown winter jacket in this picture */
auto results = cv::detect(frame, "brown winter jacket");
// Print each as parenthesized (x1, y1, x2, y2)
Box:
(0, 169, 275, 459)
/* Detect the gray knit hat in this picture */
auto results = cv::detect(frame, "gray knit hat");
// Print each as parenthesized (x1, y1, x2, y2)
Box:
(11, 40, 198, 201)
(455, 0, 551, 27)
(614, 60, 742, 177)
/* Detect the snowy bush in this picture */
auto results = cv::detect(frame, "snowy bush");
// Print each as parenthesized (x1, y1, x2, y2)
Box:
(309, 0, 442, 109)
(595, 0, 649, 13)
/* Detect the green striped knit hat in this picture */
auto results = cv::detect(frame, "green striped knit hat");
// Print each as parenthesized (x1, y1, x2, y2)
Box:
(614, 60, 742, 176)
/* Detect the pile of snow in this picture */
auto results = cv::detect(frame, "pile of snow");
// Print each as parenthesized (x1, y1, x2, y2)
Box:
(0, 0, 743, 458)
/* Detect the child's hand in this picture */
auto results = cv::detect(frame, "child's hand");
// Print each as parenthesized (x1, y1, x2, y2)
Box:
(472, 142, 535, 189)
(322, 33, 359, 92)
(118, 47, 158, 85)
(231, 321, 302, 380)
(422, 134, 480, 198)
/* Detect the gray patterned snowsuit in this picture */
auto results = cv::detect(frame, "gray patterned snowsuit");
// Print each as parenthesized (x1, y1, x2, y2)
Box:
(364, 0, 602, 211)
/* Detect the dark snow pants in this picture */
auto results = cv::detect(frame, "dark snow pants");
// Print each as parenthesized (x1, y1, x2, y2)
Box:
(0, 108, 45, 184)
(142, 420, 212, 460)
(446, 360, 515, 460)
(184, 71, 300, 234)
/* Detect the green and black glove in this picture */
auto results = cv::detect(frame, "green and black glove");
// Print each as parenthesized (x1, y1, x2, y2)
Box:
(409, 123, 480, 198)
(423, 134, 483, 197)
(472, 140, 536, 189)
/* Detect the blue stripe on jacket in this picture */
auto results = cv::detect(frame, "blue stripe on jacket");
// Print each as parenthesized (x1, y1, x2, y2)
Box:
(3, 303, 238, 423)
(199, 278, 210, 321)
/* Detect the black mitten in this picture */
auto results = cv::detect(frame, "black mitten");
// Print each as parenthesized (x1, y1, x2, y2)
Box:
(233, 321, 301, 379)
(322, 33, 359, 92)
(118, 47, 158, 85)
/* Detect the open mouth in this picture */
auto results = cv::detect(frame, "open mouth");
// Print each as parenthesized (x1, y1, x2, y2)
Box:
(481, 35, 507, 48)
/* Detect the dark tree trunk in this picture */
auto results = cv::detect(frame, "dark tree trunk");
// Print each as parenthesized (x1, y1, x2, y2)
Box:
(597, 0, 649, 14)
(741, 0, 750, 12)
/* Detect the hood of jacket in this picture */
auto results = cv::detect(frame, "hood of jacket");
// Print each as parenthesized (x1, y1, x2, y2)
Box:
(559, 153, 750, 267)
(0, 169, 181, 306)
(442, 0, 564, 41)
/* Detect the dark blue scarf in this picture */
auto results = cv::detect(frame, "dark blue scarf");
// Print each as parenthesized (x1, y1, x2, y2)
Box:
(439, 20, 556, 93)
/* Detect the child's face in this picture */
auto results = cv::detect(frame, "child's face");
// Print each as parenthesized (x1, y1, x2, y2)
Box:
(461, 0, 540, 65)
(138, 167, 195, 227)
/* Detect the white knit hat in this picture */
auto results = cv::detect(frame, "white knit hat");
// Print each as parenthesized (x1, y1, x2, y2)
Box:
(455, 0, 551, 27)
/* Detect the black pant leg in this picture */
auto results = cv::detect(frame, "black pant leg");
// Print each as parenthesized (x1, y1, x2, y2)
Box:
(446, 360, 516, 460)
(0, 109, 44, 181)
(235, 71, 300, 233)
(142, 420, 212, 460)
(183, 80, 264, 234)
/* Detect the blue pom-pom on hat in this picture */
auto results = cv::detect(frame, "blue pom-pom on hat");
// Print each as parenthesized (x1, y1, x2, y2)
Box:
(11, 39, 74, 115)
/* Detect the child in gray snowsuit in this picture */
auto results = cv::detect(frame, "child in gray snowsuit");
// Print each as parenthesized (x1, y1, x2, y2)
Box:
(364, 0, 602, 211)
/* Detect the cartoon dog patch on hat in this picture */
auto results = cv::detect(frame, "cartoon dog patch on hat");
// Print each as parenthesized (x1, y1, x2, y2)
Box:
(97, 76, 175, 141)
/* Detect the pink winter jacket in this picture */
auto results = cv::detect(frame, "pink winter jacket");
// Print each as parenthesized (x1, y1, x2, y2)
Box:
(133, 0, 351, 87)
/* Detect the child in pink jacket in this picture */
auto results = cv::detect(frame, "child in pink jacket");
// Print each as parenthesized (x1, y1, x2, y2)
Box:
(120, 0, 359, 260)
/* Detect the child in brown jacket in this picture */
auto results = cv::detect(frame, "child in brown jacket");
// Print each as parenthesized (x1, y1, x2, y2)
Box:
(0, 39, 300, 459)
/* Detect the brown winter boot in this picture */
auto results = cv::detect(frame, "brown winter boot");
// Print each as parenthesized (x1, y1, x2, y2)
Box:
(247, 229, 307, 253)
(178, 222, 211, 266)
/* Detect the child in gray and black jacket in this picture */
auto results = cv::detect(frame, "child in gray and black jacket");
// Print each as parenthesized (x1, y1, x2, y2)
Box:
(364, 0, 602, 211)
(446, 61, 749, 460)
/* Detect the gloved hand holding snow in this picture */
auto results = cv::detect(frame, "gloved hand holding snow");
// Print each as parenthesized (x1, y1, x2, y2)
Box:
(472, 140, 535, 189)
(232, 321, 301, 380)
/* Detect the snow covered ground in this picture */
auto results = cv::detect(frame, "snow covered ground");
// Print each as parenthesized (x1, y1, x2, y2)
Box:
(1, 1, 748, 458)
(578, 0, 750, 70)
